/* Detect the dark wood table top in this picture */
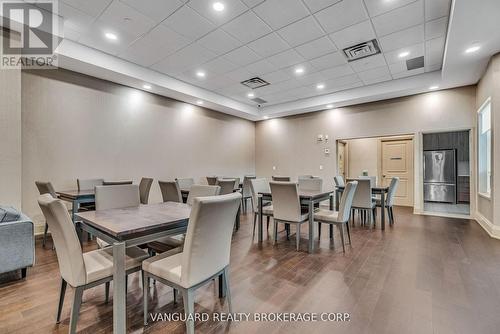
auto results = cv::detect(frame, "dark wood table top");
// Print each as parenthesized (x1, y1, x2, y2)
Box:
(75, 202, 191, 239)
(336, 185, 389, 192)
(57, 189, 95, 200)
(259, 188, 334, 200)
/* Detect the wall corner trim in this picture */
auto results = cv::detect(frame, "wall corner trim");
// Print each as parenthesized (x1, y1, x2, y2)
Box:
(475, 211, 500, 239)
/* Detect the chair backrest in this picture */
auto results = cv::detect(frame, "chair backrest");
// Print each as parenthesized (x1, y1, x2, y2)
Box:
(186, 185, 221, 205)
(206, 176, 218, 185)
(298, 175, 313, 180)
(181, 192, 241, 287)
(242, 176, 256, 197)
(270, 182, 302, 222)
(358, 176, 377, 187)
(386, 177, 400, 206)
(35, 181, 57, 198)
(139, 177, 153, 204)
(250, 178, 270, 213)
(103, 180, 133, 186)
(217, 179, 237, 195)
(338, 181, 358, 222)
(159, 181, 183, 203)
(334, 175, 345, 187)
(176, 178, 194, 190)
(37, 194, 86, 287)
(77, 178, 104, 191)
(272, 176, 291, 182)
(95, 185, 140, 211)
(298, 178, 323, 191)
(349, 179, 372, 208)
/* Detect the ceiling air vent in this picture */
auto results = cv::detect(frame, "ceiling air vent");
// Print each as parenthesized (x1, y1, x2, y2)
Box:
(251, 97, 267, 104)
(406, 56, 425, 70)
(241, 77, 270, 89)
(342, 39, 381, 62)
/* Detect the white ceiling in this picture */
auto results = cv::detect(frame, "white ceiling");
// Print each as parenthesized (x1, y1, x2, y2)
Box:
(9, 0, 500, 120)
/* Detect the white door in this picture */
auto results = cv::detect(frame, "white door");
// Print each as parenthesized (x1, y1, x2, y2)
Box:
(381, 139, 414, 207)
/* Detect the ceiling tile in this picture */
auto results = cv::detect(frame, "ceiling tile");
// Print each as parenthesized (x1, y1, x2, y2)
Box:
(379, 24, 424, 51)
(371, 1, 424, 37)
(357, 66, 391, 84)
(364, 0, 418, 17)
(253, 0, 309, 30)
(162, 6, 215, 40)
(349, 54, 387, 72)
(225, 68, 255, 82)
(78, 20, 137, 55)
(224, 46, 261, 66)
(120, 24, 191, 67)
(197, 29, 241, 55)
(425, 36, 445, 66)
(247, 33, 290, 57)
(152, 43, 216, 75)
(59, 2, 95, 33)
(295, 71, 326, 86)
(197, 75, 234, 90)
(295, 36, 337, 60)
(222, 11, 272, 44)
(425, 0, 451, 21)
(62, 0, 112, 17)
(245, 59, 276, 75)
(302, 0, 342, 13)
(320, 64, 355, 79)
(241, 0, 266, 8)
(98, 1, 156, 37)
(388, 61, 406, 74)
(314, 0, 368, 33)
(261, 69, 293, 84)
(329, 20, 376, 50)
(391, 67, 425, 79)
(425, 16, 448, 40)
(426, 63, 442, 72)
(119, 0, 185, 22)
(267, 49, 305, 69)
(310, 51, 347, 70)
(383, 43, 424, 64)
(187, 0, 248, 25)
(202, 57, 239, 75)
(277, 16, 325, 47)
(324, 73, 362, 89)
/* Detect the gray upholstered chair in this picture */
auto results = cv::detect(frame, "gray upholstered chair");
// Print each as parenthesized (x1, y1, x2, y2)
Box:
(298, 178, 323, 191)
(206, 176, 218, 185)
(217, 179, 237, 195)
(159, 181, 182, 203)
(334, 175, 345, 187)
(139, 177, 154, 204)
(348, 179, 375, 227)
(142, 192, 241, 334)
(358, 175, 377, 187)
(249, 178, 273, 237)
(186, 185, 221, 206)
(314, 181, 358, 252)
(103, 180, 133, 186)
(272, 176, 291, 182)
(176, 178, 195, 190)
(241, 176, 256, 212)
(77, 178, 104, 191)
(298, 175, 314, 179)
(37, 194, 148, 334)
(375, 177, 399, 225)
(269, 182, 309, 251)
(35, 181, 58, 247)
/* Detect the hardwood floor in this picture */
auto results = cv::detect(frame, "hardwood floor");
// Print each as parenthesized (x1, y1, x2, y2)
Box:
(1, 207, 500, 334)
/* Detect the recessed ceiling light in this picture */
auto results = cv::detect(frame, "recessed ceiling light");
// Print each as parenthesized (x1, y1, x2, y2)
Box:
(196, 71, 206, 78)
(247, 92, 255, 98)
(213, 2, 225, 11)
(104, 32, 117, 40)
(295, 67, 305, 75)
(398, 51, 410, 58)
(263, 116, 269, 120)
(429, 85, 439, 90)
(316, 83, 325, 90)
(197, 100, 204, 105)
(143, 84, 152, 90)
(326, 104, 334, 109)
(465, 45, 480, 53)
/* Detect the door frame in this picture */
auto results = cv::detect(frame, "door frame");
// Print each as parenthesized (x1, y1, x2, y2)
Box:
(336, 140, 348, 179)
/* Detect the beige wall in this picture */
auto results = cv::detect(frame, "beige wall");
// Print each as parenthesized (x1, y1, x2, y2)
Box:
(0, 32, 22, 208)
(346, 138, 379, 178)
(21, 69, 255, 231)
(256, 86, 477, 213)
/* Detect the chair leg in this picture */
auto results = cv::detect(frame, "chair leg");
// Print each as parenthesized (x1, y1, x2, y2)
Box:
(182, 289, 195, 334)
(266, 216, 270, 231)
(43, 223, 48, 248)
(252, 213, 257, 236)
(223, 267, 232, 314)
(346, 222, 351, 245)
(105, 282, 110, 303)
(329, 225, 333, 240)
(296, 224, 301, 251)
(339, 224, 346, 253)
(286, 224, 290, 240)
(273, 220, 278, 243)
(318, 223, 322, 239)
(250, 197, 254, 214)
(390, 207, 395, 225)
(143, 271, 149, 326)
(56, 279, 67, 323)
(69, 286, 84, 334)
(370, 210, 374, 229)
(173, 288, 178, 304)
(21, 268, 27, 279)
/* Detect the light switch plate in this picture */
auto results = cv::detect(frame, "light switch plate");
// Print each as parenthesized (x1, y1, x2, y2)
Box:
(272, 166, 276, 171)
(319, 165, 323, 170)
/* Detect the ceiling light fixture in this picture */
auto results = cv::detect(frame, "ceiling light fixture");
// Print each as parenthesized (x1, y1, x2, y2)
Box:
(196, 71, 206, 78)
(197, 100, 204, 105)
(104, 32, 118, 40)
(429, 85, 439, 90)
(143, 84, 152, 90)
(295, 67, 305, 75)
(465, 45, 480, 54)
(263, 116, 269, 120)
(316, 83, 325, 90)
(213, 2, 225, 11)
(398, 51, 410, 58)
(247, 92, 255, 98)
(326, 104, 334, 109)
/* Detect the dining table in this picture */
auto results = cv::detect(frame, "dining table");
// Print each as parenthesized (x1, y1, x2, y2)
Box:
(57, 189, 95, 223)
(257, 188, 335, 253)
(335, 185, 390, 230)
(75, 202, 192, 334)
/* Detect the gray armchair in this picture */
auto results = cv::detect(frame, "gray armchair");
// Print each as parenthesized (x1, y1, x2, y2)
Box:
(0, 213, 35, 278)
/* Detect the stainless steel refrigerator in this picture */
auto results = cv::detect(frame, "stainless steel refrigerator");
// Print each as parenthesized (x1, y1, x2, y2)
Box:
(423, 150, 457, 204)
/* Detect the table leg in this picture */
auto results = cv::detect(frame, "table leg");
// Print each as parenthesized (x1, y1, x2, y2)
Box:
(113, 242, 126, 334)
(235, 205, 241, 231)
(258, 197, 263, 242)
(218, 274, 225, 298)
(381, 191, 386, 231)
(71, 200, 77, 223)
(335, 190, 340, 211)
(308, 200, 314, 253)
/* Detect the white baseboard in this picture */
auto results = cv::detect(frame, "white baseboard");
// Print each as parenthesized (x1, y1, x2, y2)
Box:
(475, 212, 500, 239)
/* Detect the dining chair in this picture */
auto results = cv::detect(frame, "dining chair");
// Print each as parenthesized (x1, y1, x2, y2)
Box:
(176, 178, 194, 190)
(375, 177, 399, 226)
(139, 178, 154, 204)
(269, 182, 309, 251)
(358, 176, 377, 187)
(35, 181, 58, 248)
(272, 176, 291, 182)
(334, 175, 345, 187)
(103, 180, 133, 186)
(241, 176, 256, 212)
(298, 178, 323, 191)
(298, 175, 314, 179)
(314, 181, 358, 252)
(77, 178, 104, 191)
(217, 179, 237, 195)
(142, 192, 242, 334)
(206, 176, 218, 185)
(37, 194, 148, 334)
(186, 185, 221, 206)
(349, 179, 376, 227)
(249, 178, 273, 237)
(158, 181, 182, 203)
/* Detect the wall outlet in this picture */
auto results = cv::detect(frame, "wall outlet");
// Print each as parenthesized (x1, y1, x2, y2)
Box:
(324, 148, 330, 155)
(319, 165, 324, 170)
(272, 166, 276, 171)
(317, 134, 323, 142)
